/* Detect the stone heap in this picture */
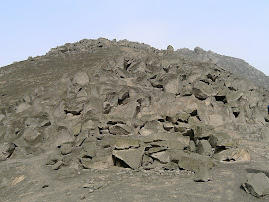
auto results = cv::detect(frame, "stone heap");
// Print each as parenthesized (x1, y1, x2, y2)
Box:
(0, 38, 269, 189)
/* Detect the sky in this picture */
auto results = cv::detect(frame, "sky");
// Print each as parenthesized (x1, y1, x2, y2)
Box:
(0, 0, 269, 75)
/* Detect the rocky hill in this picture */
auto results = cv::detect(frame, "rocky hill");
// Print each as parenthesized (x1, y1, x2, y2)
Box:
(176, 47, 269, 89)
(0, 38, 269, 201)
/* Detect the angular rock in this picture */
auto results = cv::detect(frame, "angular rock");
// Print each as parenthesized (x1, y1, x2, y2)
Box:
(176, 112, 190, 122)
(194, 166, 211, 182)
(72, 71, 89, 86)
(196, 140, 212, 156)
(226, 91, 243, 103)
(82, 120, 96, 131)
(110, 100, 140, 119)
(15, 102, 31, 113)
(112, 147, 145, 169)
(242, 173, 269, 197)
(163, 74, 182, 94)
(208, 131, 239, 148)
(61, 144, 72, 155)
(23, 128, 41, 143)
(167, 45, 174, 54)
(54, 128, 75, 147)
(109, 124, 132, 135)
(214, 147, 250, 162)
(188, 140, 196, 152)
(82, 141, 96, 158)
(170, 150, 213, 173)
(70, 123, 82, 136)
(150, 151, 170, 163)
(144, 120, 163, 131)
(192, 81, 217, 99)
(163, 122, 174, 131)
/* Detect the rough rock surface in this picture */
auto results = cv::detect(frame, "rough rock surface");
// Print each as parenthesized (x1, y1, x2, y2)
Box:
(0, 38, 269, 201)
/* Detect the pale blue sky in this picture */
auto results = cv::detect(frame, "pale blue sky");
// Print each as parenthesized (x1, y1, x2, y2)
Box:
(1, 0, 269, 75)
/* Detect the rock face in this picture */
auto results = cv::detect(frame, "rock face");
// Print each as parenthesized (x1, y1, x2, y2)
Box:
(0, 38, 269, 200)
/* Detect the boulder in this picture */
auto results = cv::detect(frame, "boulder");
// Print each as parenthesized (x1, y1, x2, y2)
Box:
(196, 140, 212, 156)
(166, 45, 174, 54)
(82, 141, 97, 158)
(242, 173, 269, 197)
(82, 120, 96, 131)
(162, 74, 182, 94)
(150, 151, 170, 163)
(194, 166, 211, 182)
(61, 144, 72, 155)
(170, 150, 213, 173)
(213, 147, 250, 162)
(54, 128, 75, 147)
(226, 91, 243, 103)
(208, 131, 239, 148)
(72, 72, 89, 86)
(110, 100, 140, 119)
(23, 127, 42, 143)
(192, 81, 217, 99)
(109, 124, 132, 135)
(112, 147, 145, 169)
(144, 120, 163, 131)
(15, 102, 31, 113)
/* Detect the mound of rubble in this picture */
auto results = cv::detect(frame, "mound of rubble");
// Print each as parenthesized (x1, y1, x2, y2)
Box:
(176, 47, 269, 89)
(1, 38, 269, 198)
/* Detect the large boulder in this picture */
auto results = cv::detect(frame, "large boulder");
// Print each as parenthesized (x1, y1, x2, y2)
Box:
(192, 81, 217, 99)
(112, 147, 145, 169)
(242, 173, 269, 197)
(214, 147, 250, 162)
(170, 150, 213, 172)
(208, 131, 239, 148)
(162, 74, 182, 94)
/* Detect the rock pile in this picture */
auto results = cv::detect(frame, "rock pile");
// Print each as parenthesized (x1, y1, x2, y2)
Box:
(176, 47, 269, 89)
(0, 39, 269, 197)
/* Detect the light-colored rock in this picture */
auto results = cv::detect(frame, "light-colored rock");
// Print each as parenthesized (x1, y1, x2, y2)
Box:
(72, 71, 89, 86)
(112, 147, 145, 169)
(109, 124, 132, 135)
(214, 147, 250, 162)
(150, 151, 170, 163)
(15, 102, 31, 113)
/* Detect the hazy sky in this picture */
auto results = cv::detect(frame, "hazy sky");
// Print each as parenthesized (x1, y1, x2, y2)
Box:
(1, 0, 269, 75)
